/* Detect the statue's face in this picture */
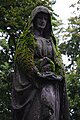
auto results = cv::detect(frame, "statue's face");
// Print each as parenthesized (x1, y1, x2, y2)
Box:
(35, 12, 48, 29)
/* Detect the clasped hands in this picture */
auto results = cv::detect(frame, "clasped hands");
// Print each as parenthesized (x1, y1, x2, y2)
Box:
(35, 57, 63, 82)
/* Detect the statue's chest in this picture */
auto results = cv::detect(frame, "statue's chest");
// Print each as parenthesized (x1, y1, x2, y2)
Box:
(36, 37, 53, 58)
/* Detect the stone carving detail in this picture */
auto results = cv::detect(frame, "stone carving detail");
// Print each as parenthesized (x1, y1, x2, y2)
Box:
(12, 6, 69, 120)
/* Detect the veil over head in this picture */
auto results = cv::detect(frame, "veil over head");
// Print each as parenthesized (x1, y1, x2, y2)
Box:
(31, 6, 51, 20)
(30, 6, 53, 38)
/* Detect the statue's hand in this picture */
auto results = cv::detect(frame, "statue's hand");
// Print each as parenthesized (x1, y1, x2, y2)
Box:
(39, 57, 50, 67)
(57, 75, 63, 81)
(33, 67, 63, 82)
(40, 72, 63, 82)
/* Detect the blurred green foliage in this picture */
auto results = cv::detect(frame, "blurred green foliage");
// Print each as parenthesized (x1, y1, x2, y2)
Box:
(0, 0, 80, 120)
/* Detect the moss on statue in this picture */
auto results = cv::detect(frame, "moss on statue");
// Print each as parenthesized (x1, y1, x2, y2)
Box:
(15, 19, 65, 77)
(15, 26, 37, 72)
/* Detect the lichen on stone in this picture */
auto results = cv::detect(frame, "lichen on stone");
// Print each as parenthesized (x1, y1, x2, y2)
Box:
(15, 17, 65, 77)
(14, 23, 37, 73)
(54, 45, 65, 77)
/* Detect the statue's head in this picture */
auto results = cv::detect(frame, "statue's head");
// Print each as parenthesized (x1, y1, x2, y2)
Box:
(31, 6, 52, 38)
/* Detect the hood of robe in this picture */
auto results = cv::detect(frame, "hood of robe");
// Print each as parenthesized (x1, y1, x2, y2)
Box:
(30, 6, 52, 38)
(31, 6, 51, 20)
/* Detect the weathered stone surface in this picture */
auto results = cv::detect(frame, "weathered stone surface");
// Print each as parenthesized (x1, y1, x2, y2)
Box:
(12, 6, 69, 120)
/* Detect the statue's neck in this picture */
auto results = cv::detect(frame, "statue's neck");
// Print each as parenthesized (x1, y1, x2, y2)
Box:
(33, 28, 44, 37)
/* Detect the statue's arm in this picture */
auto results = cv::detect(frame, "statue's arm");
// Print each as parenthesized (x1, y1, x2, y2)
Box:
(33, 57, 63, 82)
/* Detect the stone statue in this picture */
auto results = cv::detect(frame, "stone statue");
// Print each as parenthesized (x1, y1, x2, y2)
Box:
(12, 6, 69, 120)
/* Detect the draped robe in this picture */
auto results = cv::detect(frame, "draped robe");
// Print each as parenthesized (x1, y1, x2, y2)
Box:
(12, 36, 69, 120)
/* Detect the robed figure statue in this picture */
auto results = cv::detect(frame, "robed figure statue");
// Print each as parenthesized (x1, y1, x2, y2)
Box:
(12, 6, 69, 120)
